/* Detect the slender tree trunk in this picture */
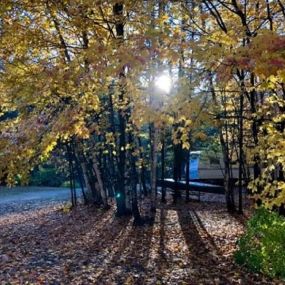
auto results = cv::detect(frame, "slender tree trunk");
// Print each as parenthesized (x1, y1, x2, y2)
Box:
(67, 144, 77, 207)
(81, 162, 94, 201)
(209, 73, 236, 212)
(161, 132, 166, 203)
(138, 136, 148, 196)
(173, 142, 182, 203)
(76, 166, 88, 205)
(93, 159, 109, 209)
(72, 147, 88, 205)
(185, 149, 190, 202)
(107, 91, 120, 198)
(249, 74, 261, 181)
(224, 121, 236, 212)
(128, 133, 142, 225)
(81, 156, 101, 205)
(114, 2, 129, 216)
(150, 124, 158, 212)
(116, 106, 129, 215)
(238, 87, 244, 214)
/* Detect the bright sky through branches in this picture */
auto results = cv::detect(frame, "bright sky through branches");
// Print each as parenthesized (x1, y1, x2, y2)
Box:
(155, 73, 172, 93)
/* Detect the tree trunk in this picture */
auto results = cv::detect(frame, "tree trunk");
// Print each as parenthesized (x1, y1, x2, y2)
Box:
(93, 159, 109, 209)
(113, 2, 129, 216)
(81, 159, 101, 205)
(129, 133, 142, 225)
(173, 142, 182, 203)
(73, 150, 88, 205)
(185, 149, 190, 202)
(161, 132, 166, 203)
(238, 88, 244, 214)
(67, 144, 77, 207)
(138, 136, 148, 196)
(209, 72, 236, 212)
(150, 124, 158, 212)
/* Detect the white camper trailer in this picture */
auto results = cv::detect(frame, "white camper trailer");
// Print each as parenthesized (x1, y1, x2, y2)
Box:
(188, 150, 240, 180)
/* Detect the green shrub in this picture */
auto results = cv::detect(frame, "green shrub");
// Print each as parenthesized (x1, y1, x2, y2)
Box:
(235, 208, 285, 279)
(30, 165, 66, 187)
(61, 180, 80, 188)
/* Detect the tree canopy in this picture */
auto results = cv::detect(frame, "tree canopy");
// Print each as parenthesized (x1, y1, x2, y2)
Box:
(0, 0, 285, 215)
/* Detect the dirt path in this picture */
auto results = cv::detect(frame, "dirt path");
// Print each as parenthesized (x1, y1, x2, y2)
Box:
(0, 197, 282, 285)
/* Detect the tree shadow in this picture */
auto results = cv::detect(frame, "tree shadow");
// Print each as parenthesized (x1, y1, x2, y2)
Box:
(94, 211, 156, 285)
(1, 202, 275, 284)
(158, 208, 167, 263)
(191, 210, 221, 254)
(4, 207, 125, 284)
(177, 208, 231, 284)
(176, 207, 257, 284)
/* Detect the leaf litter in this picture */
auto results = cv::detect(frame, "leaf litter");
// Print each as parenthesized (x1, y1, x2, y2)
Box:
(0, 197, 284, 285)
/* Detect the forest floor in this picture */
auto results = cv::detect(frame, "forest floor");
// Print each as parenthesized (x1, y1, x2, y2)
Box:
(0, 192, 284, 285)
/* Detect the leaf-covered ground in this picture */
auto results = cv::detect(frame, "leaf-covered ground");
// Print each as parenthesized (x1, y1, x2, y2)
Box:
(0, 196, 283, 285)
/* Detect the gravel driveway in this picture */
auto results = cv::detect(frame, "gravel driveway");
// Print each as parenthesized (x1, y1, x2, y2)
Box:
(0, 187, 78, 215)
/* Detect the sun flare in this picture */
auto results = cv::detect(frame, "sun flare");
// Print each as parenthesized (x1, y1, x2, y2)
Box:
(155, 74, 172, 93)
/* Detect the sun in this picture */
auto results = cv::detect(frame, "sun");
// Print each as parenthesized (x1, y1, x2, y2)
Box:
(155, 74, 172, 93)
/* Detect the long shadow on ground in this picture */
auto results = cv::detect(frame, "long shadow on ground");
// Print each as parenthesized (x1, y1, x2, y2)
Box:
(0, 201, 280, 285)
